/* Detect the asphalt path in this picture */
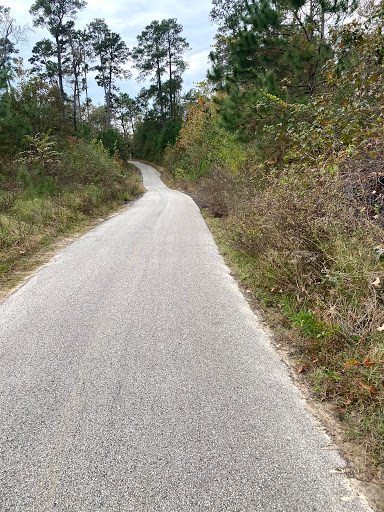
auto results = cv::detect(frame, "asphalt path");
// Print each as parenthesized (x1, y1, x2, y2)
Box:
(0, 162, 373, 511)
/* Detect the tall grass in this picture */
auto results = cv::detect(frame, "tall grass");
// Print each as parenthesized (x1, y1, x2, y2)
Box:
(0, 137, 144, 282)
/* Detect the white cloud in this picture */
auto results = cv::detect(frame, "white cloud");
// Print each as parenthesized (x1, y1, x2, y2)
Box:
(183, 51, 211, 91)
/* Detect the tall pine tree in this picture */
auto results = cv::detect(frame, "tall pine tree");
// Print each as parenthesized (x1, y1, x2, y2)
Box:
(88, 18, 131, 129)
(131, 20, 168, 127)
(29, 0, 87, 102)
(131, 18, 189, 126)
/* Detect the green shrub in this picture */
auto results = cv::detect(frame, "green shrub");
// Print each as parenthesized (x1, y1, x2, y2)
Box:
(97, 128, 130, 161)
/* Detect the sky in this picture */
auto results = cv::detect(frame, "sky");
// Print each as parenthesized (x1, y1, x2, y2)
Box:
(6, 0, 218, 105)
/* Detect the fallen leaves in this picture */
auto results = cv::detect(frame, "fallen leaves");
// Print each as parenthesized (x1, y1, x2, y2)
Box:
(362, 357, 376, 368)
(297, 360, 311, 373)
(358, 382, 377, 395)
(345, 357, 378, 370)
(345, 359, 360, 370)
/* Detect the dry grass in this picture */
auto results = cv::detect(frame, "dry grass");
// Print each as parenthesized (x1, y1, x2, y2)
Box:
(0, 140, 144, 291)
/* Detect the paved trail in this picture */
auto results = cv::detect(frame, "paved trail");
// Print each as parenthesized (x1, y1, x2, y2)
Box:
(0, 162, 372, 511)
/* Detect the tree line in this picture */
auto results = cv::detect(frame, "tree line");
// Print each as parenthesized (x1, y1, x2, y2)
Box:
(1, 0, 374, 161)
(0, 0, 191, 158)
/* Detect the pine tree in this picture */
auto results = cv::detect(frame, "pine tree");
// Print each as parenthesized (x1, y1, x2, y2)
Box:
(210, 0, 359, 134)
(67, 28, 85, 131)
(161, 19, 189, 120)
(29, 0, 86, 102)
(88, 18, 131, 129)
(29, 39, 58, 85)
(0, 6, 29, 85)
(131, 19, 189, 126)
(111, 92, 140, 137)
(131, 20, 168, 127)
(208, 0, 247, 88)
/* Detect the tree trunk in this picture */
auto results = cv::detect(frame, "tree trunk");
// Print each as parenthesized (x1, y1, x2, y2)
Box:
(55, 35, 66, 103)
(106, 68, 113, 129)
(77, 85, 82, 123)
(321, 7, 325, 40)
(173, 90, 178, 117)
(168, 42, 173, 120)
(73, 81, 77, 132)
(84, 60, 90, 121)
(120, 115, 127, 138)
(105, 90, 110, 129)
(105, 88, 110, 129)
(157, 58, 165, 128)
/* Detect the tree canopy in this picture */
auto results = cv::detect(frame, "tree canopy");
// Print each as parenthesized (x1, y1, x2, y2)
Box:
(87, 18, 131, 128)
